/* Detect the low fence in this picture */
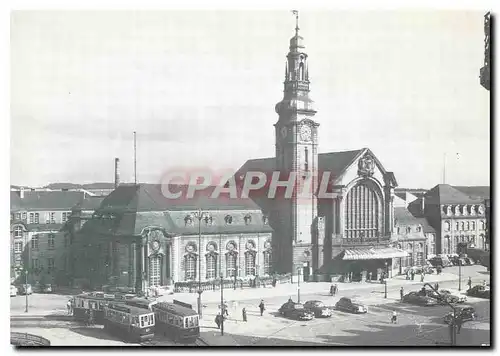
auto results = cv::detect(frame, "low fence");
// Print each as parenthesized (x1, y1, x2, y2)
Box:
(11, 332, 51, 347)
(174, 274, 292, 293)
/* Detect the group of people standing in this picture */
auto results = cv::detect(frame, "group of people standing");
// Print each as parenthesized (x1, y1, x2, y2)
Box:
(214, 299, 266, 329)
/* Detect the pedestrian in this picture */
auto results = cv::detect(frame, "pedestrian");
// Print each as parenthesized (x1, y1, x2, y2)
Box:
(215, 313, 221, 329)
(420, 273, 424, 283)
(368, 272, 372, 282)
(242, 307, 247, 322)
(334, 284, 338, 296)
(467, 277, 472, 290)
(391, 311, 397, 324)
(411, 270, 415, 281)
(259, 300, 265, 316)
(400, 287, 404, 301)
(67, 299, 72, 315)
(223, 300, 229, 317)
(482, 280, 487, 287)
(435, 282, 439, 291)
(272, 277, 277, 287)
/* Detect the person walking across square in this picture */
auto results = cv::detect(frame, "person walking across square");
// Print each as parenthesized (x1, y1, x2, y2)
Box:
(259, 300, 265, 316)
(391, 311, 397, 324)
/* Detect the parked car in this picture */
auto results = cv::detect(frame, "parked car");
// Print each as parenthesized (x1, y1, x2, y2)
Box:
(17, 284, 32, 295)
(10, 285, 18, 297)
(278, 301, 314, 321)
(443, 307, 476, 325)
(438, 289, 467, 303)
(32, 282, 43, 293)
(42, 284, 53, 293)
(467, 285, 490, 299)
(334, 297, 368, 314)
(303, 300, 332, 318)
(402, 292, 437, 306)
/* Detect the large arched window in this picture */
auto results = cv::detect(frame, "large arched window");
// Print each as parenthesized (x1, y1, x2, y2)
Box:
(149, 256, 161, 286)
(444, 221, 450, 232)
(206, 253, 218, 279)
(226, 251, 237, 278)
(245, 251, 256, 276)
(14, 226, 23, 238)
(344, 181, 381, 239)
(184, 254, 197, 281)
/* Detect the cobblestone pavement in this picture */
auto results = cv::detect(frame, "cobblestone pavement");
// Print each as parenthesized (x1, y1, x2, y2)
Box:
(10, 265, 490, 346)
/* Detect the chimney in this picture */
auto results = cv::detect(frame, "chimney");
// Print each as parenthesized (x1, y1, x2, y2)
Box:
(20, 187, 24, 199)
(114, 158, 120, 188)
(421, 197, 425, 215)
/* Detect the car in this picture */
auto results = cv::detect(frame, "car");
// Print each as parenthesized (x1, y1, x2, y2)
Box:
(32, 282, 43, 293)
(278, 301, 315, 321)
(438, 289, 467, 303)
(17, 284, 32, 295)
(402, 292, 437, 306)
(334, 297, 368, 314)
(467, 285, 490, 299)
(42, 284, 53, 293)
(303, 300, 332, 318)
(10, 285, 18, 297)
(443, 307, 476, 325)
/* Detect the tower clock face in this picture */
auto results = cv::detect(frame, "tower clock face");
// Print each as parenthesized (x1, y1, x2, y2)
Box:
(299, 124, 312, 141)
(280, 127, 288, 138)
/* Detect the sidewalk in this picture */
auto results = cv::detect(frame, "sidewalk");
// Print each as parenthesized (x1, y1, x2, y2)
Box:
(159, 270, 488, 306)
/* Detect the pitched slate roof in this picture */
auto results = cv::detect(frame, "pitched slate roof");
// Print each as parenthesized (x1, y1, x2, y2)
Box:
(453, 186, 490, 200)
(73, 196, 106, 212)
(394, 207, 435, 234)
(10, 191, 85, 211)
(237, 149, 364, 182)
(425, 184, 484, 205)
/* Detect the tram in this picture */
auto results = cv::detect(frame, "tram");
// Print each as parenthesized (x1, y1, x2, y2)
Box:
(103, 302, 155, 343)
(151, 301, 200, 342)
(72, 292, 118, 324)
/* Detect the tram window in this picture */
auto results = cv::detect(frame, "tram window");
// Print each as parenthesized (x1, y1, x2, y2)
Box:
(194, 316, 199, 327)
(140, 316, 145, 327)
(185, 318, 188, 328)
(189, 317, 194, 327)
(148, 315, 154, 325)
(168, 314, 174, 324)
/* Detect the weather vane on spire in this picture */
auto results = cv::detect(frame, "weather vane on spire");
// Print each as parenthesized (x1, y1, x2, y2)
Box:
(291, 10, 299, 34)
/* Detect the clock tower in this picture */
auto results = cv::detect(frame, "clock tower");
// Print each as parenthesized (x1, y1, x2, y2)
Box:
(273, 11, 320, 276)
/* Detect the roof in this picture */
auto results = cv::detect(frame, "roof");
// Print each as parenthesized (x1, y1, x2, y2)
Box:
(44, 182, 116, 190)
(342, 247, 407, 260)
(425, 184, 484, 205)
(107, 303, 153, 316)
(73, 196, 105, 212)
(394, 207, 422, 226)
(153, 302, 198, 317)
(453, 186, 490, 200)
(81, 184, 272, 236)
(10, 191, 86, 211)
(237, 149, 363, 183)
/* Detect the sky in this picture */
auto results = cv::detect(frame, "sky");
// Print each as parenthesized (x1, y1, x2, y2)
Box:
(10, 10, 490, 189)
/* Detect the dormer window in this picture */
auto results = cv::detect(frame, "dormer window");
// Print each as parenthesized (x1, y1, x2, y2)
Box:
(262, 215, 269, 225)
(417, 226, 422, 233)
(454, 206, 461, 216)
(406, 227, 411, 234)
(224, 215, 233, 225)
(204, 215, 213, 226)
(244, 214, 252, 225)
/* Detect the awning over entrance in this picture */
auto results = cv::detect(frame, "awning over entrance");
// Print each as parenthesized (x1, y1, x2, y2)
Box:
(342, 247, 408, 261)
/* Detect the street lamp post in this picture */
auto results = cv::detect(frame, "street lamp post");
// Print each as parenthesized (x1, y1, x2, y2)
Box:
(24, 269, 29, 313)
(220, 272, 224, 336)
(297, 266, 301, 303)
(458, 259, 462, 291)
(384, 261, 388, 299)
(192, 209, 208, 319)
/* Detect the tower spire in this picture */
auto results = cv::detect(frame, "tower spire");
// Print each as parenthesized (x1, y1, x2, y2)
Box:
(292, 10, 299, 36)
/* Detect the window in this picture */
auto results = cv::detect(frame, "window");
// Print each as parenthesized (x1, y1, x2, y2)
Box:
(47, 258, 55, 273)
(224, 215, 233, 225)
(50, 212, 55, 224)
(14, 226, 23, 238)
(406, 227, 411, 234)
(184, 254, 197, 281)
(14, 241, 23, 253)
(417, 226, 422, 232)
(62, 212, 70, 223)
(429, 235, 436, 255)
(460, 222, 465, 231)
(444, 221, 450, 232)
(245, 251, 256, 276)
(31, 235, 39, 249)
(262, 215, 269, 225)
(344, 182, 380, 238)
(407, 253, 413, 267)
(32, 258, 40, 269)
(304, 147, 309, 171)
(149, 256, 161, 286)
(226, 251, 237, 277)
(480, 220, 485, 230)
(263, 250, 272, 275)
(29, 213, 34, 224)
(466, 222, 470, 231)
(472, 221, 476, 230)
(206, 253, 217, 279)
(22, 212, 27, 220)
(34, 213, 39, 224)
(455, 222, 459, 231)
(244, 214, 252, 225)
(15, 213, 21, 220)
(48, 234, 55, 249)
